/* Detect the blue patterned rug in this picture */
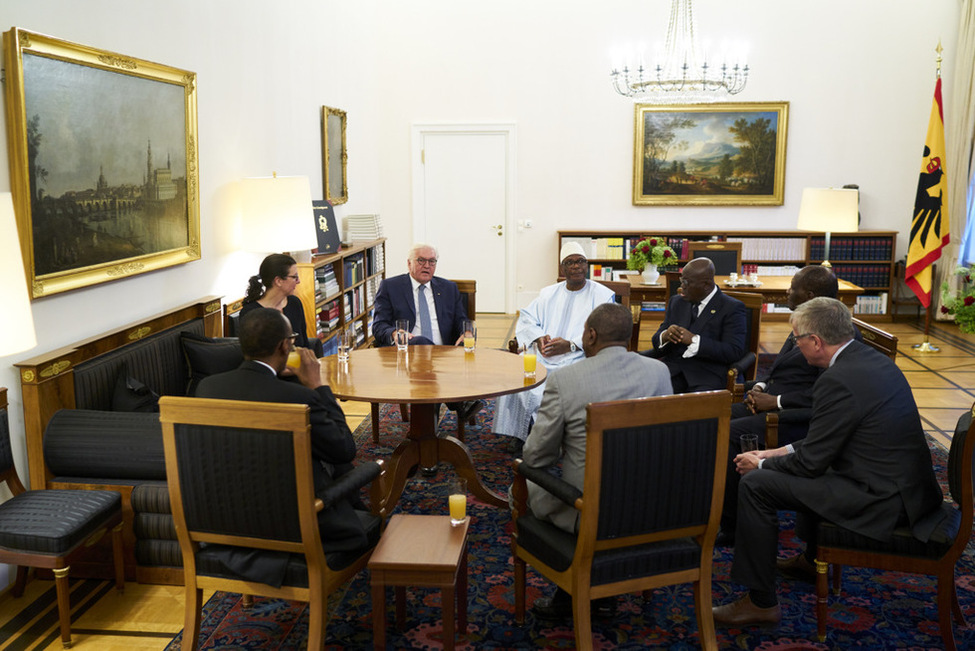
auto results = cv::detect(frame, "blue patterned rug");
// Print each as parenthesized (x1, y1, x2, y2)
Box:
(166, 400, 975, 650)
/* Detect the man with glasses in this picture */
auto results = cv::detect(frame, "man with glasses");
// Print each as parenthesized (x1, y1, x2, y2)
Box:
(642, 257, 746, 393)
(372, 243, 483, 422)
(197, 308, 380, 587)
(712, 297, 945, 627)
(492, 241, 616, 455)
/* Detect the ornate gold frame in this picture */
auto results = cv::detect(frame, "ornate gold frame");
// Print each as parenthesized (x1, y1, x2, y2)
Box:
(3, 27, 200, 298)
(321, 105, 348, 205)
(632, 101, 789, 206)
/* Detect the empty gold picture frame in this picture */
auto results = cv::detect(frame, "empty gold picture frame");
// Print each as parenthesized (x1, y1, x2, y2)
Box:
(322, 105, 348, 205)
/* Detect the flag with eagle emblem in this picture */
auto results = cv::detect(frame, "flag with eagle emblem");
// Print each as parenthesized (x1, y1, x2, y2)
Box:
(905, 77, 949, 308)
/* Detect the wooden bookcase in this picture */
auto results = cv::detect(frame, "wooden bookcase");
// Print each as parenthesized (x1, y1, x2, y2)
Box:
(558, 230, 896, 321)
(295, 238, 386, 351)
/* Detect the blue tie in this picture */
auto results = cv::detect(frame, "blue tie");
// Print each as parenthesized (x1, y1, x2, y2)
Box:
(417, 284, 433, 340)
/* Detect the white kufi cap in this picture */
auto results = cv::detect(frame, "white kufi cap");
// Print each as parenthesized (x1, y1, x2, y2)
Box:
(559, 241, 586, 262)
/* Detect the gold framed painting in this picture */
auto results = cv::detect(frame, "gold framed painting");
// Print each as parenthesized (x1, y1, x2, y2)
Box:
(2, 27, 200, 298)
(321, 105, 348, 205)
(633, 101, 788, 206)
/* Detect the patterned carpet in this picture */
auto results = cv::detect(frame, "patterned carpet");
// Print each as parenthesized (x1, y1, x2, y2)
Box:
(166, 400, 975, 650)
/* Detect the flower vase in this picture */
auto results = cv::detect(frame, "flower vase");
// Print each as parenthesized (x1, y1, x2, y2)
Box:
(642, 263, 660, 285)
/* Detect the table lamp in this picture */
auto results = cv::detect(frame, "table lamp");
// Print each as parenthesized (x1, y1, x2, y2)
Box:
(0, 191, 37, 357)
(238, 174, 318, 255)
(796, 187, 859, 268)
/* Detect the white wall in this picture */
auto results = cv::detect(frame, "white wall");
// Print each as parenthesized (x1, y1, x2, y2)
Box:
(0, 0, 963, 583)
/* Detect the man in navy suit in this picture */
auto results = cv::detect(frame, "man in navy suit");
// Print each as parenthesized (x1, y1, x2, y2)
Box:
(642, 257, 747, 393)
(717, 265, 843, 545)
(713, 297, 944, 627)
(372, 243, 467, 347)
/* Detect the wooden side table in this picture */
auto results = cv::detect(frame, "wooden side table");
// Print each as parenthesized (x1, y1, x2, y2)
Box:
(369, 514, 470, 650)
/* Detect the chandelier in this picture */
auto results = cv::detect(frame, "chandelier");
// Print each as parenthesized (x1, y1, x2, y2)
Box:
(610, 0, 749, 103)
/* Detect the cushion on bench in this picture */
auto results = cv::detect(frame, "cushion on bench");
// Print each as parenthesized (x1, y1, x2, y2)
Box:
(44, 410, 164, 481)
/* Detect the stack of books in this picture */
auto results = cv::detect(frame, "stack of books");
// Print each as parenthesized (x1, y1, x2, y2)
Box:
(345, 214, 384, 242)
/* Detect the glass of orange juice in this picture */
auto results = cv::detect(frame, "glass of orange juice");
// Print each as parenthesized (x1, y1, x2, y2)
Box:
(523, 342, 538, 378)
(286, 349, 301, 369)
(463, 320, 476, 353)
(448, 477, 467, 526)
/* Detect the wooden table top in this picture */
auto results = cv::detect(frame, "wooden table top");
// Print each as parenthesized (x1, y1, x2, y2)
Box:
(320, 345, 547, 404)
(626, 274, 863, 296)
(368, 514, 469, 572)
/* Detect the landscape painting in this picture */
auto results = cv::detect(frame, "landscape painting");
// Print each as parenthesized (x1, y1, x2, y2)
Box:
(632, 102, 788, 206)
(3, 28, 200, 298)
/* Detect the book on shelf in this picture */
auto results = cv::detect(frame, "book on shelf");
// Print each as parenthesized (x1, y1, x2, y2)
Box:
(641, 301, 666, 312)
(344, 214, 385, 242)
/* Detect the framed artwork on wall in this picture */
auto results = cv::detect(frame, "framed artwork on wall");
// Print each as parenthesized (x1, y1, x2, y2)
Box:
(632, 101, 789, 206)
(2, 27, 201, 298)
(322, 105, 348, 205)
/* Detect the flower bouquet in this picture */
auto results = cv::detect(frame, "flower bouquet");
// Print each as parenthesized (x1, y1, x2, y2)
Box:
(940, 264, 975, 333)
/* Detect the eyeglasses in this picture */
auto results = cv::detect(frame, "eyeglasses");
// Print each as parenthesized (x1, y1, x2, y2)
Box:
(287, 332, 299, 339)
(794, 332, 816, 341)
(414, 257, 438, 267)
(285, 274, 300, 281)
(561, 258, 588, 267)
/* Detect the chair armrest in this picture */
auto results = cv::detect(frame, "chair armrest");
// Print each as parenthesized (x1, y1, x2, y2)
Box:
(774, 408, 813, 424)
(764, 408, 812, 449)
(319, 460, 383, 509)
(727, 352, 756, 393)
(515, 461, 583, 507)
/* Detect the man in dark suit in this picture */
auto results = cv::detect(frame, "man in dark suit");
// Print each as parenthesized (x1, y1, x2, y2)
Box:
(642, 257, 746, 393)
(197, 308, 380, 587)
(713, 297, 945, 627)
(717, 265, 842, 545)
(372, 243, 467, 347)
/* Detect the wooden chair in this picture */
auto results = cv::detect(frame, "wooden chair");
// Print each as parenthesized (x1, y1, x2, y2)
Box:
(370, 279, 478, 442)
(763, 317, 897, 447)
(511, 390, 731, 650)
(0, 387, 125, 648)
(814, 404, 975, 650)
(596, 279, 641, 352)
(687, 241, 742, 276)
(160, 396, 385, 650)
(723, 290, 763, 394)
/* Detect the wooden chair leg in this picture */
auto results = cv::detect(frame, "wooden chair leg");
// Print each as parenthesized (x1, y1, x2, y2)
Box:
(513, 556, 526, 624)
(938, 572, 959, 651)
(831, 562, 842, 595)
(241, 594, 253, 608)
(183, 583, 203, 651)
(371, 403, 381, 443)
(12, 565, 28, 597)
(572, 589, 594, 651)
(399, 403, 410, 422)
(950, 573, 967, 626)
(456, 418, 465, 442)
(111, 523, 125, 592)
(395, 586, 406, 628)
(815, 559, 829, 643)
(53, 566, 72, 647)
(693, 578, 718, 651)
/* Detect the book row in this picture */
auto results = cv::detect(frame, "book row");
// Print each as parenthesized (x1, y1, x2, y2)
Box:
(809, 237, 893, 261)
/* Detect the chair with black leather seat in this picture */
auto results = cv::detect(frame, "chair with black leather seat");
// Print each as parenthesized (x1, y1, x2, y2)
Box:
(511, 390, 731, 651)
(813, 404, 975, 650)
(160, 396, 385, 650)
(0, 387, 125, 648)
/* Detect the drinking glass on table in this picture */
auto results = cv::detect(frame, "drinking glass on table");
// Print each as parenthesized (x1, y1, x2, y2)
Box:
(394, 319, 410, 352)
(728, 272, 739, 285)
(448, 477, 467, 526)
(463, 320, 477, 353)
(523, 342, 538, 379)
(740, 433, 759, 453)
(286, 332, 301, 369)
(337, 327, 353, 363)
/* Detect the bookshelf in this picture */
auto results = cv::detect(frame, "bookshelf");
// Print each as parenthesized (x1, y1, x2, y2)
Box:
(296, 238, 386, 354)
(558, 230, 897, 321)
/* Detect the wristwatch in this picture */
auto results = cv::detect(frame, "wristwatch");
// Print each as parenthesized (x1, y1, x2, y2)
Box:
(569, 342, 577, 352)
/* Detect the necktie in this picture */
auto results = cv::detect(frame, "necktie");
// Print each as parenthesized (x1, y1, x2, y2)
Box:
(417, 284, 433, 340)
(689, 302, 700, 325)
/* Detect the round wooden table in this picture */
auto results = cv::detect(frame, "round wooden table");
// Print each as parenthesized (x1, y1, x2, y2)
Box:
(321, 345, 546, 511)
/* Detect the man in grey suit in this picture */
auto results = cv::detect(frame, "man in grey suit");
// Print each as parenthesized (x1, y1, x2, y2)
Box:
(713, 297, 945, 627)
(521, 302, 673, 619)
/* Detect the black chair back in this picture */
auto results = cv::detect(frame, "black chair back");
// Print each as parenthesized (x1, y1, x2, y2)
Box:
(0, 390, 13, 479)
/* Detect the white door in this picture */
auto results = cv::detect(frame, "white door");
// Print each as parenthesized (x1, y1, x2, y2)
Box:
(412, 125, 515, 313)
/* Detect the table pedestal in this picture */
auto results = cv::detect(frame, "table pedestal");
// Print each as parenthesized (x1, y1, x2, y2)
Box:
(382, 402, 508, 509)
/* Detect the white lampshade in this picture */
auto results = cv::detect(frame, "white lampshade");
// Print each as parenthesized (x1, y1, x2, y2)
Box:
(238, 175, 318, 254)
(796, 188, 859, 234)
(0, 192, 37, 356)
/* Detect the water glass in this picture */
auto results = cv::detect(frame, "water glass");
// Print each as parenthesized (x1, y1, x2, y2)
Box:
(728, 272, 739, 285)
(337, 328, 353, 362)
(740, 433, 759, 453)
(463, 320, 477, 353)
(394, 319, 410, 351)
(448, 477, 467, 526)
(523, 342, 538, 378)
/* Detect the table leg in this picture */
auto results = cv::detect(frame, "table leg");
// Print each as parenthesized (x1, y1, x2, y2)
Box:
(395, 586, 406, 628)
(438, 435, 508, 508)
(442, 583, 455, 651)
(382, 438, 421, 512)
(458, 545, 468, 632)
(371, 581, 385, 650)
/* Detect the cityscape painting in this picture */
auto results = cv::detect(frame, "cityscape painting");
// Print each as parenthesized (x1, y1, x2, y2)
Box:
(632, 102, 789, 206)
(3, 28, 200, 298)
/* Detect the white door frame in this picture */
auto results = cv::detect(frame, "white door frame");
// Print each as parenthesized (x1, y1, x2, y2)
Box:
(411, 123, 517, 314)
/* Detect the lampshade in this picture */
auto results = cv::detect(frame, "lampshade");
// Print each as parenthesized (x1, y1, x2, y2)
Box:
(796, 188, 859, 234)
(238, 175, 318, 254)
(0, 192, 37, 356)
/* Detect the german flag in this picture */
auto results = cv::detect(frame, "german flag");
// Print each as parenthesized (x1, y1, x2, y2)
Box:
(905, 77, 950, 307)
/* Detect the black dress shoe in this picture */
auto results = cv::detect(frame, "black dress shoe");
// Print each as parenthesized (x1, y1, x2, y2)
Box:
(507, 438, 525, 456)
(531, 589, 616, 620)
(714, 529, 735, 547)
(457, 399, 485, 422)
(419, 465, 439, 478)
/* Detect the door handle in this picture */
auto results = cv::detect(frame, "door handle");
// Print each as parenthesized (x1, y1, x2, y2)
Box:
(492, 224, 503, 236)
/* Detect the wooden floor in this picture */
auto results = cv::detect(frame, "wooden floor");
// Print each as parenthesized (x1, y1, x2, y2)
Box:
(0, 311, 971, 649)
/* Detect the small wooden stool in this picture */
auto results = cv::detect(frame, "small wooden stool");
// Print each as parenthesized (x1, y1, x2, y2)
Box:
(369, 514, 470, 650)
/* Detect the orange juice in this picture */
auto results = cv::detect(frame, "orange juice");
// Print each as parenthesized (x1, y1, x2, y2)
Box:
(523, 352, 537, 376)
(449, 493, 466, 523)
(464, 336, 475, 351)
(286, 350, 301, 369)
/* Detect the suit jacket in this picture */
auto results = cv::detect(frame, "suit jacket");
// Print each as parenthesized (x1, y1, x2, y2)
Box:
(522, 346, 673, 533)
(764, 340, 944, 542)
(372, 274, 466, 346)
(646, 288, 746, 390)
(196, 361, 368, 583)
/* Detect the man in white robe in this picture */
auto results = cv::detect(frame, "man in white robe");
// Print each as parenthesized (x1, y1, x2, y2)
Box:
(492, 241, 616, 453)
